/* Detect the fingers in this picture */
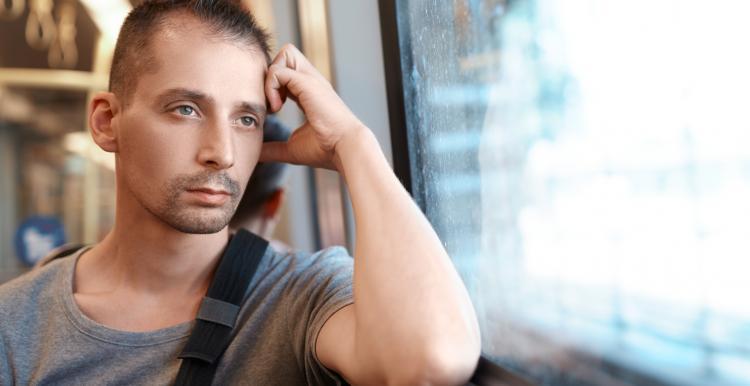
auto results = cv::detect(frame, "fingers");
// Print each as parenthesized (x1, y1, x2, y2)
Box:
(266, 44, 330, 112)
(265, 65, 292, 112)
(271, 44, 329, 83)
(265, 64, 314, 113)
(265, 66, 284, 113)
(266, 44, 332, 113)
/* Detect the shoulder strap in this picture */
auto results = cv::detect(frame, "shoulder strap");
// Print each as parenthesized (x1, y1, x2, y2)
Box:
(174, 229, 269, 386)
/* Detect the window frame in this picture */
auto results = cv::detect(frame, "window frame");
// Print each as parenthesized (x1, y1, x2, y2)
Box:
(377, 0, 417, 203)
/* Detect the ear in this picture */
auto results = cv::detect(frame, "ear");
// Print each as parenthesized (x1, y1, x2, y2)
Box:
(88, 92, 121, 153)
(262, 189, 285, 219)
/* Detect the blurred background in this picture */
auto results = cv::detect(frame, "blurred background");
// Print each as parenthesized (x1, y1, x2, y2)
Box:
(2, 1, 749, 385)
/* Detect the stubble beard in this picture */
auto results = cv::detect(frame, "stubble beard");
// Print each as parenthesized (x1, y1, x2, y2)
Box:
(146, 171, 242, 234)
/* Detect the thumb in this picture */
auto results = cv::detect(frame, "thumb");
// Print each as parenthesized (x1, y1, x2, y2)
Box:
(260, 141, 294, 163)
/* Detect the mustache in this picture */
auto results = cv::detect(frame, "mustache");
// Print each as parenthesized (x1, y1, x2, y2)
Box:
(173, 171, 241, 197)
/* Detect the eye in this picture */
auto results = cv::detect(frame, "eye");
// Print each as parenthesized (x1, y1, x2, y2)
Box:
(237, 116, 258, 128)
(177, 105, 195, 116)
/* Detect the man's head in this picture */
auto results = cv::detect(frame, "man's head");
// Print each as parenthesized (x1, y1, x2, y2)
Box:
(89, 0, 273, 235)
(110, 0, 271, 107)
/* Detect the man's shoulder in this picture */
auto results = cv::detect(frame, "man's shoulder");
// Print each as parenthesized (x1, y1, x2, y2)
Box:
(293, 245, 352, 265)
(262, 245, 353, 279)
(249, 245, 353, 300)
(0, 257, 68, 317)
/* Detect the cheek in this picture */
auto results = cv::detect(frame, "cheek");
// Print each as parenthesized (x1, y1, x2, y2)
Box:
(117, 116, 191, 187)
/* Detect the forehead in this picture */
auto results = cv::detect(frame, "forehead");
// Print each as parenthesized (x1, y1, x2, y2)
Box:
(132, 14, 267, 107)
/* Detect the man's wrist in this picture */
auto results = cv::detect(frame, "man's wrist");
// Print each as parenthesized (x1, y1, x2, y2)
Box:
(333, 123, 381, 174)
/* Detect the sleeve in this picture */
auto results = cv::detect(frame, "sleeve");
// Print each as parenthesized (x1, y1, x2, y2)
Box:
(0, 330, 10, 383)
(284, 246, 354, 385)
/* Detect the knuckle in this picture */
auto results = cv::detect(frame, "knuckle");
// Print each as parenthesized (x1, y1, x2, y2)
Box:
(267, 63, 282, 73)
(284, 43, 301, 54)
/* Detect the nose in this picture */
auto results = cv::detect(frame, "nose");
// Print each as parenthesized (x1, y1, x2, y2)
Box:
(197, 119, 235, 170)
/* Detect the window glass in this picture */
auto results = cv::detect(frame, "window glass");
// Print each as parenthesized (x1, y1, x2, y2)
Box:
(394, 1, 750, 384)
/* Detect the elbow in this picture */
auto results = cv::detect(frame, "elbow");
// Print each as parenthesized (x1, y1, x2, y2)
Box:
(385, 340, 481, 386)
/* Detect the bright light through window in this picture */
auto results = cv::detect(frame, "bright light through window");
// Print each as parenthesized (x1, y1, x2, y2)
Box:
(396, 0, 750, 384)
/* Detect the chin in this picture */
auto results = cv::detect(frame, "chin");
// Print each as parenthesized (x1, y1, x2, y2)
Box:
(159, 207, 232, 234)
(143, 192, 238, 234)
(171, 222, 228, 234)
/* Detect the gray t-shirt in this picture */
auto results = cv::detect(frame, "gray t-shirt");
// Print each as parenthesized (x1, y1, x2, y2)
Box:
(0, 245, 354, 385)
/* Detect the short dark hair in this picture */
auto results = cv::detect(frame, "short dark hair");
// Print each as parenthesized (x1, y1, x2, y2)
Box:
(230, 116, 291, 227)
(109, 0, 271, 105)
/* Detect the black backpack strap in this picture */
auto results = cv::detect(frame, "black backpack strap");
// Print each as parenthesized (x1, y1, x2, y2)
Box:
(174, 229, 269, 386)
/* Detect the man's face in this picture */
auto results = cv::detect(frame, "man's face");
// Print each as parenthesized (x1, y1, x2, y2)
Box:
(113, 16, 267, 234)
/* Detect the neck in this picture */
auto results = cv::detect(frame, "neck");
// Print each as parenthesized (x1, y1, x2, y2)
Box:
(78, 191, 230, 299)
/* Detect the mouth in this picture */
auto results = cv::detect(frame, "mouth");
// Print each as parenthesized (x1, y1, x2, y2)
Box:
(185, 187, 232, 206)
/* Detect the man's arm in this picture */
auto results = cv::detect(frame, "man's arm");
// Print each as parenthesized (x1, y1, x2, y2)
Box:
(263, 44, 481, 385)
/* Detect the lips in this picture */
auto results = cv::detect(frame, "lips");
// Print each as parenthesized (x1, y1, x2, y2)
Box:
(185, 187, 231, 206)
(189, 187, 230, 195)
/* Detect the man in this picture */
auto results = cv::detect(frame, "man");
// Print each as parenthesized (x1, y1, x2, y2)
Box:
(0, 1, 480, 385)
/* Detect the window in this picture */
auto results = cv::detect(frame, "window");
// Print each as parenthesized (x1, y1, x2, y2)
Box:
(384, 1, 750, 384)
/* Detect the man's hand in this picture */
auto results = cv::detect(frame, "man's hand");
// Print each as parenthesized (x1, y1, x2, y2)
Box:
(262, 44, 367, 171)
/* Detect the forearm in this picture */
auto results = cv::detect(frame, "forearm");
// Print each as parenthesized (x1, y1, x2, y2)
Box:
(261, 44, 480, 383)
(336, 127, 481, 382)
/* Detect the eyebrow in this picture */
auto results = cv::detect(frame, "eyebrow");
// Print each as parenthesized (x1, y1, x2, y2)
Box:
(155, 88, 211, 105)
(155, 87, 267, 119)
